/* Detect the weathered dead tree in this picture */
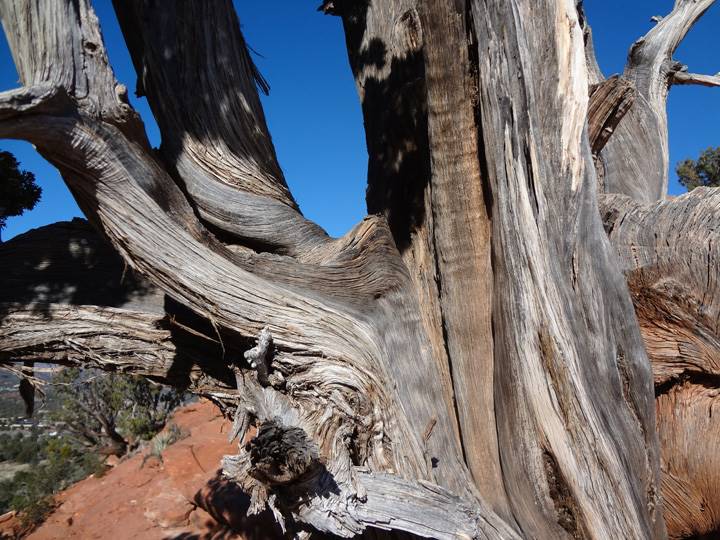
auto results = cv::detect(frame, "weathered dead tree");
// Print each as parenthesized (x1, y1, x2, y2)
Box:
(0, 0, 718, 538)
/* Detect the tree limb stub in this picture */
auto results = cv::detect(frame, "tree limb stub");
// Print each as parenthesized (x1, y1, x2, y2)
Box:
(672, 71, 720, 87)
(244, 327, 273, 387)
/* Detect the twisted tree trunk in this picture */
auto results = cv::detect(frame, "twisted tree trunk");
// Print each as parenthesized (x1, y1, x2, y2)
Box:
(0, 0, 718, 538)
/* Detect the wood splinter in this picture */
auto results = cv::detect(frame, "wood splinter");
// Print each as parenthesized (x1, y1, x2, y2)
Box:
(244, 326, 273, 386)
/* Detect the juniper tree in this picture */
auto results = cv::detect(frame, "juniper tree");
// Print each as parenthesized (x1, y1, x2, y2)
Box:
(0, 150, 40, 241)
(1, 1, 720, 538)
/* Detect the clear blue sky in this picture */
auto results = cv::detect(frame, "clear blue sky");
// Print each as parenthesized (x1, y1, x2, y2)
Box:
(1, 0, 718, 240)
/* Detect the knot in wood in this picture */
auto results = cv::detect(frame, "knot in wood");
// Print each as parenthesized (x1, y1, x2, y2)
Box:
(247, 419, 319, 486)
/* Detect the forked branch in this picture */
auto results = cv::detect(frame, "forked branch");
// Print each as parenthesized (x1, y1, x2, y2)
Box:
(626, 0, 716, 94)
(585, 0, 717, 201)
(112, 0, 332, 256)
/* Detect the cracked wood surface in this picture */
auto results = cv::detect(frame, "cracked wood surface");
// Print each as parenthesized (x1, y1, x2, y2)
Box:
(600, 190, 720, 387)
(601, 190, 720, 538)
(593, 0, 717, 202)
(0, 1, 502, 537)
(469, 1, 663, 537)
(4, 0, 718, 538)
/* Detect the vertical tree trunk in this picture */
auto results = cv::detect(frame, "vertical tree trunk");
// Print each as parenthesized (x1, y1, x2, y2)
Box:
(329, 1, 665, 537)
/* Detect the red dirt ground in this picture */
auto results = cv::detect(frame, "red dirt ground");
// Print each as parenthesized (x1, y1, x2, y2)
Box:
(1, 400, 284, 540)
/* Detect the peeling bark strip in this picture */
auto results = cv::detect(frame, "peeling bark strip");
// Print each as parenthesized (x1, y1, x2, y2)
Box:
(587, 76, 636, 188)
(4, 0, 718, 537)
(417, 0, 504, 516)
(588, 76, 636, 156)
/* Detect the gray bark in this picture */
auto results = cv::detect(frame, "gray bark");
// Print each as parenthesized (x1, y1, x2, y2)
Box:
(0, 0, 717, 538)
(593, 0, 718, 202)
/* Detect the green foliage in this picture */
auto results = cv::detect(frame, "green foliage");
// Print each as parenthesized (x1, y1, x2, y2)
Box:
(0, 435, 103, 525)
(0, 150, 41, 233)
(0, 369, 185, 527)
(116, 376, 185, 442)
(0, 428, 47, 464)
(676, 146, 720, 190)
(52, 368, 185, 451)
(0, 390, 26, 419)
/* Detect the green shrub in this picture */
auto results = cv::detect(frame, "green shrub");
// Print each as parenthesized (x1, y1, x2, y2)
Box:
(51, 368, 185, 452)
(0, 429, 46, 464)
(0, 435, 103, 525)
(0, 369, 185, 528)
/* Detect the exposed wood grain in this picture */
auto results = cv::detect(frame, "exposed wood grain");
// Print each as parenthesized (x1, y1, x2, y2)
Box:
(597, 0, 717, 202)
(0, 3, 498, 536)
(656, 382, 720, 539)
(601, 190, 720, 537)
(113, 0, 330, 256)
(331, 0, 465, 470)
(1, 0, 701, 538)
(0, 304, 233, 397)
(673, 71, 720, 87)
(588, 77, 636, 156)
(471, 0, 664, 536)
(600, 190, 720, 386)
(418, 0, 505, 517)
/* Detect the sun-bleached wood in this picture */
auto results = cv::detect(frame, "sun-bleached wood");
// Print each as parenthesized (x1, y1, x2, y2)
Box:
(597, 0, 717, 202)
(673, 71, 720, 87)
(2, 0, 718, 537)
(0, 1, 503, 537)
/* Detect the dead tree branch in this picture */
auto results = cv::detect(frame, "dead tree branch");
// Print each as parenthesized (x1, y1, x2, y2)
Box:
(594, 0, 717, 201)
